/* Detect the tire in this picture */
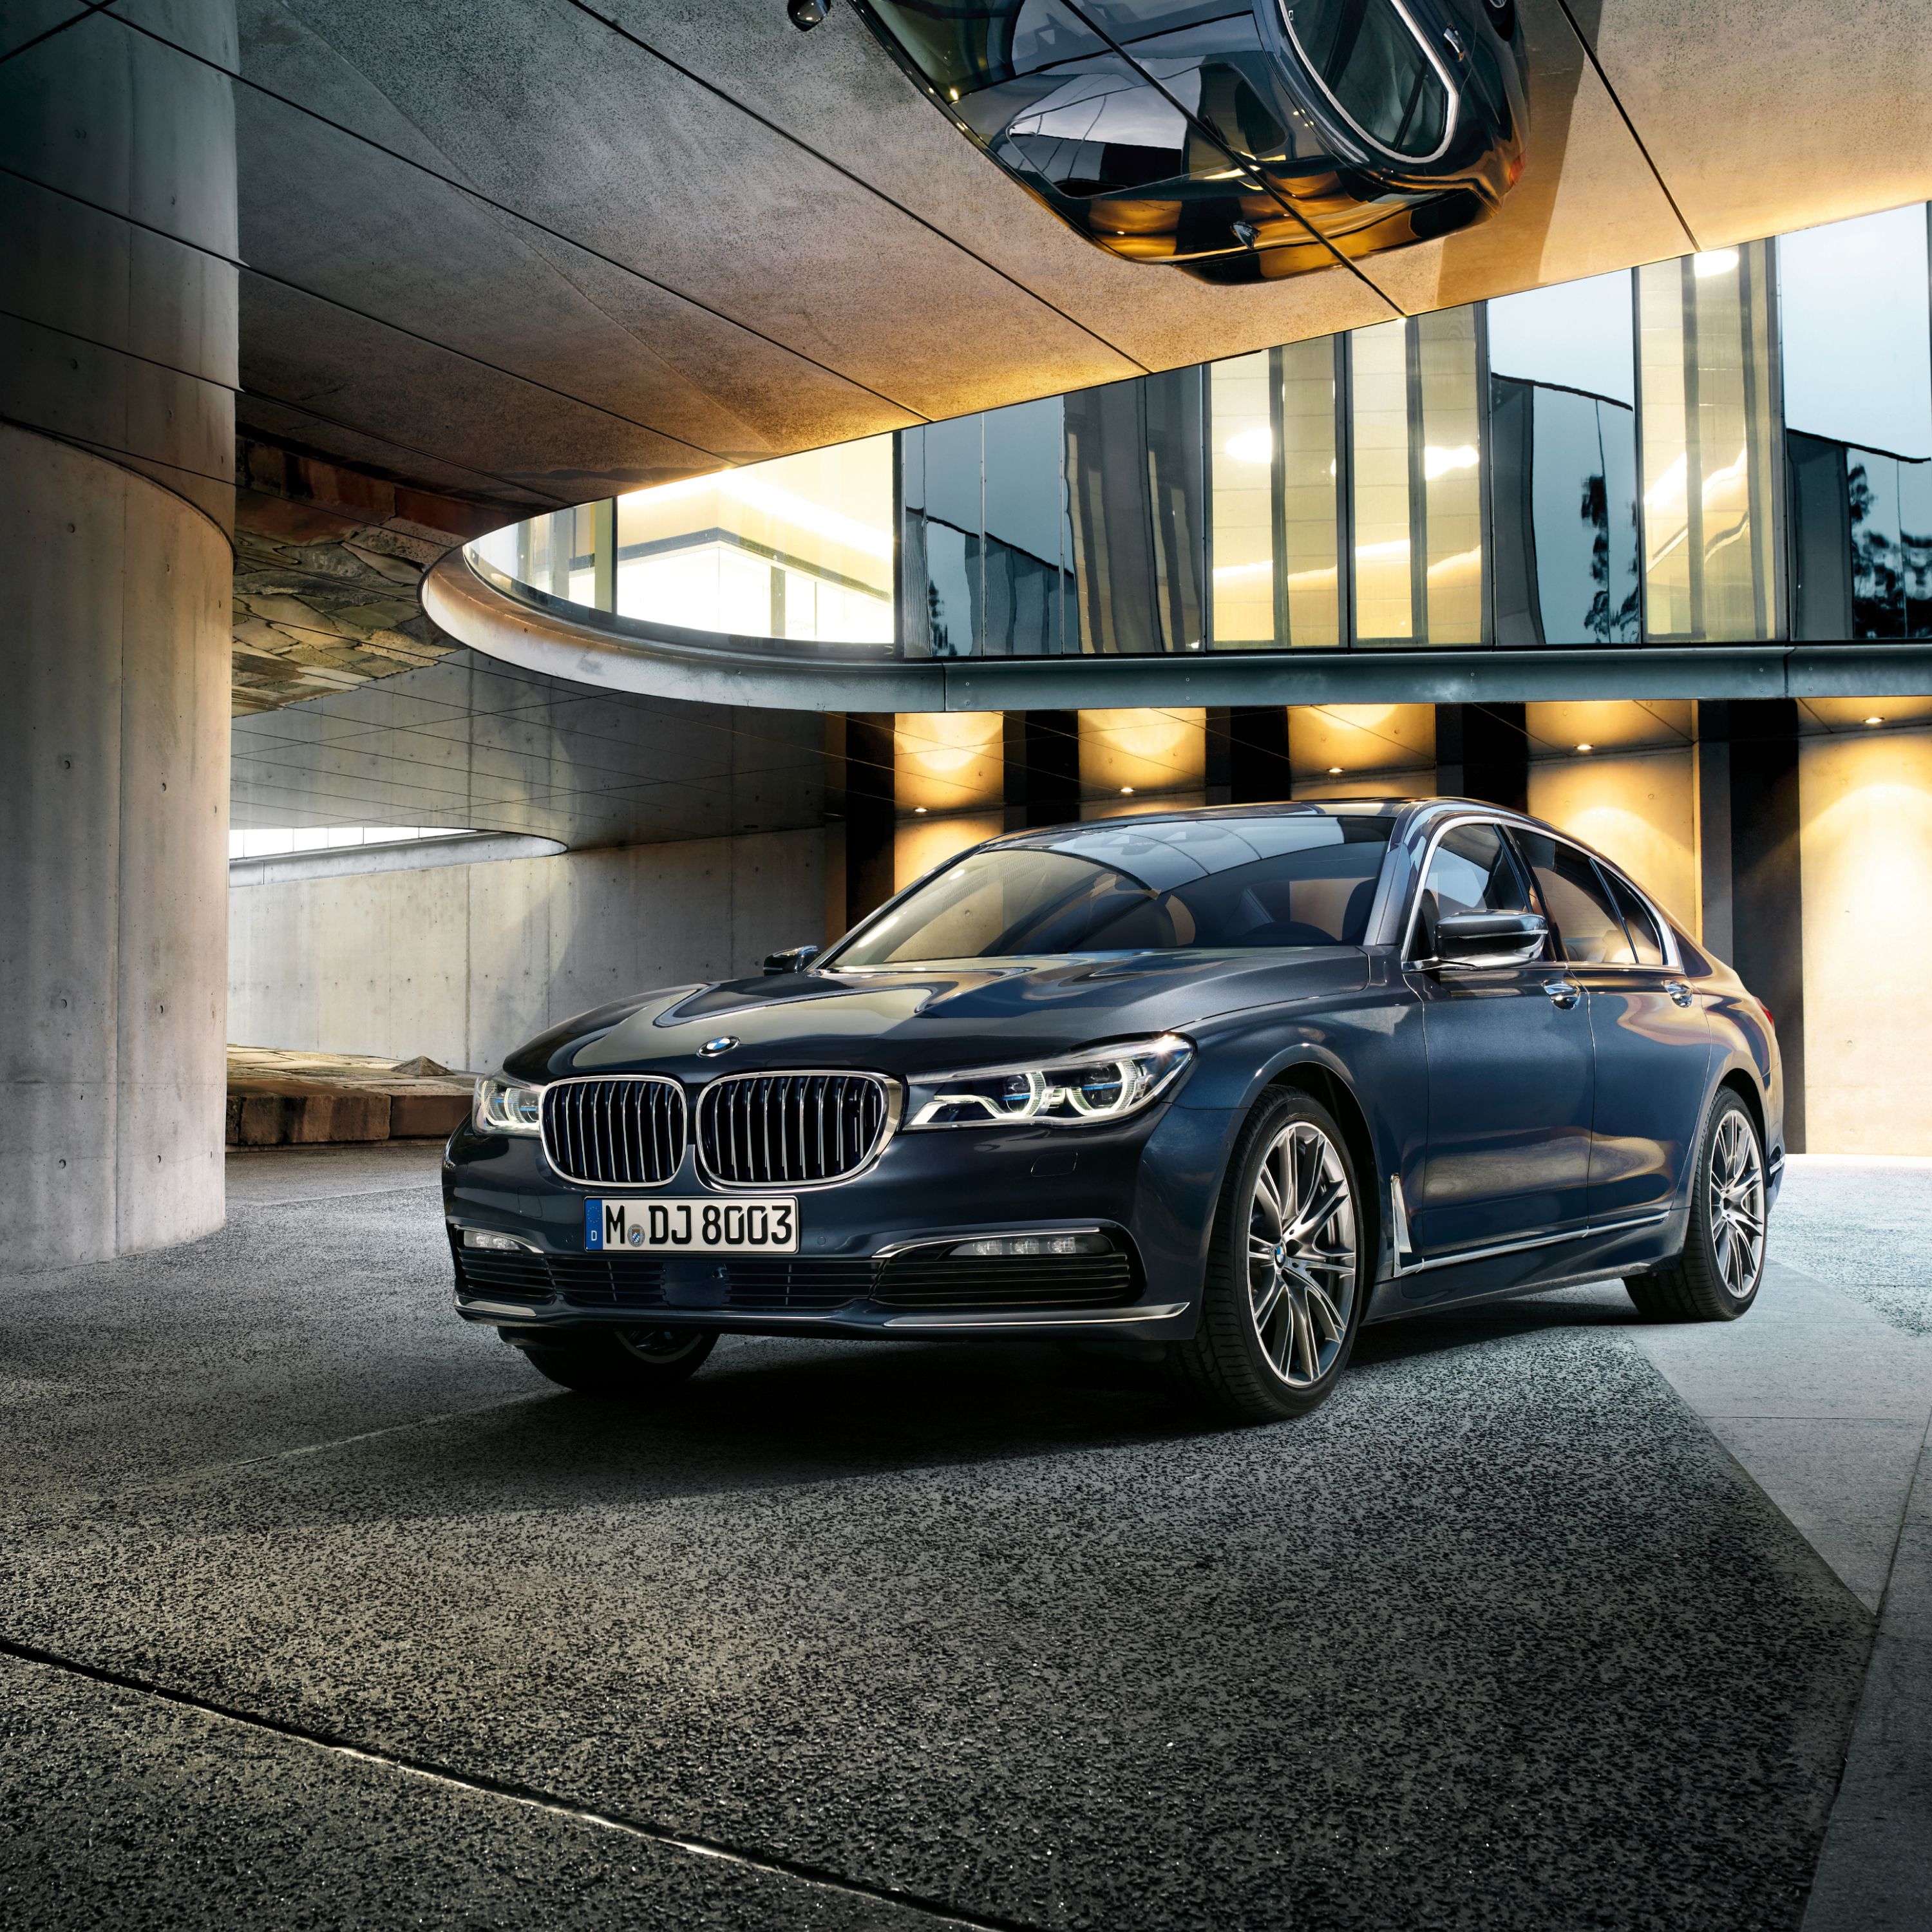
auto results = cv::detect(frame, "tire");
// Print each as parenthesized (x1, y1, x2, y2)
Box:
(1624, 1089, 1766, 1322)
(1168, 1088, 1367, 1423)
(518, 1325, 717, 1396)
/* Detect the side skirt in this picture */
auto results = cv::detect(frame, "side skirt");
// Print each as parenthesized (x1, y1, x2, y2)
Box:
(1362, 1207, 1687, 1322)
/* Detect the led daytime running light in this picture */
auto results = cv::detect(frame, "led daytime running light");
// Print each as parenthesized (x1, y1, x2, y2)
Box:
(904, 1035, 1193, 1130)
(473, 1074, 542, 1136)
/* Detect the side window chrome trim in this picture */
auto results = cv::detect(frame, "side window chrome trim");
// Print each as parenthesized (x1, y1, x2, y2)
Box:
(1277, 0, 1461, 167)
(1398, 812, 1517, 965)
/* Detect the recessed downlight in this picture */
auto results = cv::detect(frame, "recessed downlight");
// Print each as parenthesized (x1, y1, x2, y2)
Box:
(913, 806, 927, 814)
(1576, 742, 1594, 753)
(1327, 766, 1343, 775)
(1120, 786, 1134, 795)
(1864, 714, 1884, 726)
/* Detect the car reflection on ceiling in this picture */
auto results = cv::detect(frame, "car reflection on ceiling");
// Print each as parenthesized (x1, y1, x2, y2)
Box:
(845, 0, 1528, 283)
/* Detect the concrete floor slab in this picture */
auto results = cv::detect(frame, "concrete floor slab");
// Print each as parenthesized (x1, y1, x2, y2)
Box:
(0, 1649, 945, 1931)
(0, 1146, 1896, 1929)
(1626, 1265, 1932, 1612)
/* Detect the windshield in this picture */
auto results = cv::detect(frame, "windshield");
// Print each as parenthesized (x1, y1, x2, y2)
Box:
(829, 815, 1394, 966)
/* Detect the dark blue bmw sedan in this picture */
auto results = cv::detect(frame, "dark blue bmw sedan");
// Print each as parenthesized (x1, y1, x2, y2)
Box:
(444, 799, 1780, 1422)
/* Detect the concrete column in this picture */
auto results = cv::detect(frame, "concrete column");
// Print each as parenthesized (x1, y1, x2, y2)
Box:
(842, 713, 896, 926)
(1701, 700, 1807, 1152)
(0, 3, 237, 1267)
(1002, 710, 1081, 831)
(1435, 703, 1529, 811)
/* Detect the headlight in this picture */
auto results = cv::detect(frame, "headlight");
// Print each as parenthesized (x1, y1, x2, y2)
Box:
(473, 1075, 542, 1136)
(904, 1035, 1193, 1130)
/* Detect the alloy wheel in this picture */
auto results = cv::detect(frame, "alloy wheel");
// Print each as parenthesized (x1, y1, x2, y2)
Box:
(1247, 1121, 1357, 1387)
(1708, 1110, 1765, 1299)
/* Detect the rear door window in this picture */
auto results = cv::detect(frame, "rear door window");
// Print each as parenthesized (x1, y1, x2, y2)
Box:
(1513, 833, 1635, 964)
(1605, 874, 1667, 965)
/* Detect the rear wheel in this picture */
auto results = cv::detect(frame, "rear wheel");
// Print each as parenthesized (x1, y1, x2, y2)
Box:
(1168, 1089, 1365, 1423)
(1624, 1090, 1766, 1321)
(518, 1325, 716, 1395)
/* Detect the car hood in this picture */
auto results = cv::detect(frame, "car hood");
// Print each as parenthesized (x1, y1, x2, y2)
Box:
(502, 950, 1367, 1084)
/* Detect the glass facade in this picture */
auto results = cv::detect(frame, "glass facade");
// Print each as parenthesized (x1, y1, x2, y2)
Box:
(470, 204, 1932, 656)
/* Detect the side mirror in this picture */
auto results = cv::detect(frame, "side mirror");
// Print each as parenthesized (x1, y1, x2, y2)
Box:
(762, 943, 821, 976)
(1430, 911, 1548, 969)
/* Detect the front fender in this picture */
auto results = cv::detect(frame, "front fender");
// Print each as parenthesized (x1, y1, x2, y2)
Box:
(1175, 961, 1426, 1280)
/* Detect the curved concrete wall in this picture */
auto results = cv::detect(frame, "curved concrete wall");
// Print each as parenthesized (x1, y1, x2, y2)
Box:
(0, 4, 237, 1269)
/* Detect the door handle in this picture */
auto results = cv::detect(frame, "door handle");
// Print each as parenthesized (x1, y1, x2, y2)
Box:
(1665, 980, 1694, 1008)
(1542, 978, 1580, 1009)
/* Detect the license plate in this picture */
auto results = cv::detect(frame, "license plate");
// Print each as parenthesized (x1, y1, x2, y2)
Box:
(585, 1197, 797, 1254)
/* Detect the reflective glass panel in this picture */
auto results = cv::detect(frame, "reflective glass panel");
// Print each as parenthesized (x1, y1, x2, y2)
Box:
(1281, 337, 1341, 649)
(611, 438, 893, 643)
(1780, 205, 1932, 642)
(1779, 205, 1932, 461)
(983, 396, 1072, 655)
(1419, 307, 1482, 643)
(1352, 317, 1412, 640)
(1637, 246, 1776, 641)
(1209, 350, 1274, 644)
(1488, 276, 1640, 646)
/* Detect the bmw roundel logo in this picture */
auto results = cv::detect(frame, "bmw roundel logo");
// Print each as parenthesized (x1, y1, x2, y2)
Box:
(698, 1035, 738, 1057)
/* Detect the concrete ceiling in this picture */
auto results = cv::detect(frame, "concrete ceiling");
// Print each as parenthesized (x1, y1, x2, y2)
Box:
(180, 0, 1932, 507)
(79, 0, 1932, 717)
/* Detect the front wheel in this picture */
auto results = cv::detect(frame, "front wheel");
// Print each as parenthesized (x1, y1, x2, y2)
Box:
(1168, 1089, 1366, 1423)
(1625, 1090, 1766, 1321)
(518, 1325, 717, 1396)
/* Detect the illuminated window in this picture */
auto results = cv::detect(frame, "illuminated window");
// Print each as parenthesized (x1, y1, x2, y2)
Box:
(1349, 308, 1484, 645)
(1636, 244, 1776, 641)
(611, 437, 894, 645)
(1209, 340, 1341, 650)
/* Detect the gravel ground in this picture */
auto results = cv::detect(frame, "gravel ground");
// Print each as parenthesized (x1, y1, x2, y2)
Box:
(1774, 1158, 1932, 1336)
(0, 1147, 1873, 1931)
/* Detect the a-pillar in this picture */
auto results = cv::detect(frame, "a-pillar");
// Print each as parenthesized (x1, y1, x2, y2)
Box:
(0, 3, 237, 1265)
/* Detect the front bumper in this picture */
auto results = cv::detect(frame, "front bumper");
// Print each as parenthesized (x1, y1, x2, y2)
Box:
(442, 1100, 1233, 1342)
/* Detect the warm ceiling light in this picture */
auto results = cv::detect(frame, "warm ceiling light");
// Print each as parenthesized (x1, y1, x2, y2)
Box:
(1692, 248, 1739, 278)
(1120, 786, 1134, 795)
(1576, 742, 1594, 753)
(1864, 714, 1884, 726)
(913, 806, 927, 815)
(1327, 766, 1343, 775)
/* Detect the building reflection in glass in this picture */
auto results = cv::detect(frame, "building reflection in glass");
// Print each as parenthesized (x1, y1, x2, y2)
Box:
(472, 205, 1932, 658)
(1487, 273, 1638, 646)
(1781, 205, 1932, 641)
(1636, 243, 1777, 642)
(902, 375, 1206, 656)
(1350, 310, 1482, 645)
